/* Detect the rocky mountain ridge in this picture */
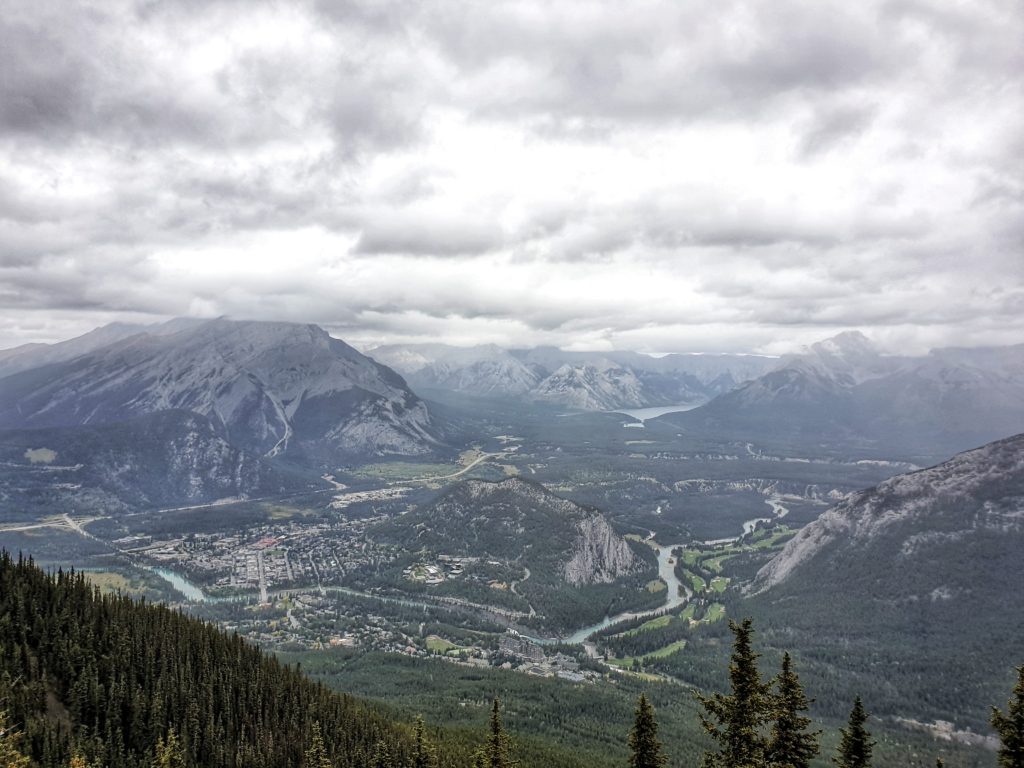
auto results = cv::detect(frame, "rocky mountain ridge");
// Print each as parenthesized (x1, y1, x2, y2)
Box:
(667, 332, 1024, 458)
(755, 431, 1024, 591)
(369, 342, 776, 410)
(0, 318, 438, 461)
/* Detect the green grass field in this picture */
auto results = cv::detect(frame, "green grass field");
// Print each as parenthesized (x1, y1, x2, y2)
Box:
(350, 462, 460, 481)
(425, 635, 460, 653)
(686, 571, 707, 593)
(703, 603, 726, 623)
(701, 554, 736, 573)
(617, 614, 671, 638)
(607, 639, 687, 668)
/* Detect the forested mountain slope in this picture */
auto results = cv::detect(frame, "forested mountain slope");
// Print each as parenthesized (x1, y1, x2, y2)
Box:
(0, 552, 427, 768)
(740, 433, 1024, 731)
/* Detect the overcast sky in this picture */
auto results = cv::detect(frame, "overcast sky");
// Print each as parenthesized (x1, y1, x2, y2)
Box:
(1, 0, 1021, 355)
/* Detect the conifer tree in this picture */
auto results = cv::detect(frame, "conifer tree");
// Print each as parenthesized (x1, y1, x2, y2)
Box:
(834, 697, 874, 768)
(371, 740, 394, 768)
(628, 694, 667, 768)
(304, 722, 332, 768)
(992, 666, 1024, 768)
(476, 698, 515, 768)
(697, 618, 772, 767)
(0, 711, 30, 768)
(767, 653, 819, 768)
(412, 715, 437, 768)
(153, 728, 186, 768)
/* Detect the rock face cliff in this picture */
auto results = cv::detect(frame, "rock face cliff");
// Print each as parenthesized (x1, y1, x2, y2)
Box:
(742, 432, 1024, 733)
(369, 343, 542, 396)
(563, 515, 639, 586)
(532, 363, 650, 411)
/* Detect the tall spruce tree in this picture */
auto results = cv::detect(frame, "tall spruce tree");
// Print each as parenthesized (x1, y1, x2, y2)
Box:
(767, 652, 820, 768)
(371, 740, 394, 768)
(152, 729, 186, 768)
(476, 698, 515, 768)
(992, 666, 1024, 768)
(834, 697, 874, 768)
(697, 618, 772, 768)
(304, 722, 332, 768)
(412, 715, 437, 768)
(628, 694, 667, 768)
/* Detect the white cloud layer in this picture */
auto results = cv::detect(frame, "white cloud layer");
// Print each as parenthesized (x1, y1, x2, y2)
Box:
(0, 0, 1021, 354)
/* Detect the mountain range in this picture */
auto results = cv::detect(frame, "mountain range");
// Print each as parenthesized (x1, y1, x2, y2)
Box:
(0, 318, 437, 460)
(3, 320, 1022, 514)
(663, 331, 1024, 459)
(368, 342, 777, 410)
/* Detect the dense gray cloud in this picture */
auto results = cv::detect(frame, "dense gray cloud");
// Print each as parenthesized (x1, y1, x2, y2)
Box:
(0, 0, 1021, 355)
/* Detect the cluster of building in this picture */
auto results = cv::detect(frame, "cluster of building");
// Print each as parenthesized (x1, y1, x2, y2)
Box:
(497, 633, 593, 683)
(403, 555, 477, 584)
(133, 511, 404, 597)
(330, 486, 412, 509)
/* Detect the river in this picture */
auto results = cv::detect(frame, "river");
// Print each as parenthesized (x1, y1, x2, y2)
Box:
(150, 497, 788, 644)
(527, 540, 690, 645)
(149, 542, 691, 647)
(150, 567, 206, 602)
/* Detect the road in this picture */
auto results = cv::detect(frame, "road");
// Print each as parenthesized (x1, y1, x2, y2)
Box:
(410, 450, 510, 482)
(509, 567, 536, 617)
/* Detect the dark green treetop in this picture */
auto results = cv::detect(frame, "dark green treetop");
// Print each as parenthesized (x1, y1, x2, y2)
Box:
(834, 697, 875, 768)
(697, 618, 773, 768)
(992, 666, 1024, 768)
(628, 694, 668, 768)
(767, 652, 820, 768)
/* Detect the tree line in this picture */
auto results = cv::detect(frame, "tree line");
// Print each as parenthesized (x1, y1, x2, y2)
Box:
(621, 619, 1024, 768)
(1, 552, 1022, 767)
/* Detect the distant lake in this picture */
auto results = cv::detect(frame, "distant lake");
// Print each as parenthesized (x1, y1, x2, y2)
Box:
(609, 403, 702, 422)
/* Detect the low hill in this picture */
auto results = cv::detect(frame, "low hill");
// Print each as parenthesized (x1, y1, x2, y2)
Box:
(372, 478, 658, 632)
